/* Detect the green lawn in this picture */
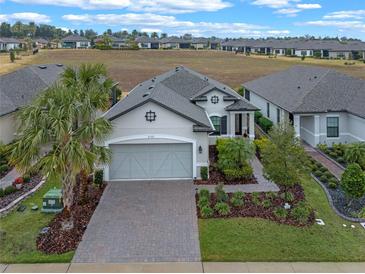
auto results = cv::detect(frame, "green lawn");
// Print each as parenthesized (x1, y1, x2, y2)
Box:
(0, 179, 74, 264)
(199, 174, 365, 262)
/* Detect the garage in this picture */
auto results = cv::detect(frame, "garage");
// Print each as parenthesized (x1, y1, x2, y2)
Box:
(109, 143, 193, 180)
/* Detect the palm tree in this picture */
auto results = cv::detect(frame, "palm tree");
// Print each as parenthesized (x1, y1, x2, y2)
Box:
(344, 142, 365, 167)
(10, 64, 113, 210)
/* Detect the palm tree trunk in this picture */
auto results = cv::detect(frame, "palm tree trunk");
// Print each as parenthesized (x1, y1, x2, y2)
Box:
(62, 173, 75, 211)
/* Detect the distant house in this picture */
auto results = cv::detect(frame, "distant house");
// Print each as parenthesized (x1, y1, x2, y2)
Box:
(160, 37, 182, 49)
(0, 64, 65, 144)
(209, 38, 222, 50)
(35, 38, 49, 49)
(135, 37, 160, 49)
(61, 34, 90, 49)
(95, 35, 127, 49)
(243, 66, 365, 147)
(191, 38, 209, 49)
(0, 37, 21, 51)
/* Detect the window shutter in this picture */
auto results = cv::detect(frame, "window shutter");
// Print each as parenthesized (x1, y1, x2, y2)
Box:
(221, 115, 227, 135)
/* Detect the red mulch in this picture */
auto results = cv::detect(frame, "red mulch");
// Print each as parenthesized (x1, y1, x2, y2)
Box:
(196, 184, 315, 227)
(36, 183, 106, 254)
(195, 145, 258, 185)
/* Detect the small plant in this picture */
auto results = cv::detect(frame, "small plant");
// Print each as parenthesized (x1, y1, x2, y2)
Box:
(313, 170, 322, 178)
(280, 192, 294, 202)
(200, 206, 214, 218)
(291, 201, 312, 224)
(215, 183, 228, 202)
(214, 202, 230, 216)
(0, 188, 4, 197)
(231, 191, 244, 207)
(337, 157, 345, 164)
(10, 51, 15, 63)
(261, 199, 272, 208)
(224, 164, 253, 181)
(358, 207, 365, 219)
(274, 207, 288, 219)
(198, 196, 210, 209)
(328, 179, 338, 189)
(4, 185, 16, 195)
(320, 175, 328, 183)
(93, 169, 103, 187)
(266, 191, 278, 200)
(251, 192, 261, 205)
(198, 189, 210, 199)
(319, 166, 328, 173)
(0, 164, 8, 174)
(23, 175, 31, 183)
(200, 166, 208, 180)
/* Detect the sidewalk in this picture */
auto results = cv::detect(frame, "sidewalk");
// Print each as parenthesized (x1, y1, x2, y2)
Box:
(2, 262, 365, 273)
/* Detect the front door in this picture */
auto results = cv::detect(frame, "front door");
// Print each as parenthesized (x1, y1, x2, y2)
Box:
(235, 114, 242, 136)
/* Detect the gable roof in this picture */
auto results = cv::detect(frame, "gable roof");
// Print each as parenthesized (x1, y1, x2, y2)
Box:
(0, 64, 64, 117)
(104, 66, 257, 128)
(61, 34, 90, 42)
(243, 65, 365, 119)
(0, 37, 21, 44)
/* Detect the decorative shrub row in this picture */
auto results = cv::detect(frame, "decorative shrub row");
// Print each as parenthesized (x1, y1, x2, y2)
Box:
(307, 156, 339, 189)
(254, 111, 273, 133)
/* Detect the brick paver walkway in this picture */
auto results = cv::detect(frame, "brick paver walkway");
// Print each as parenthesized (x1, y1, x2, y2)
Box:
(73, 180, 201, 263)
(303, 143, 344, 180)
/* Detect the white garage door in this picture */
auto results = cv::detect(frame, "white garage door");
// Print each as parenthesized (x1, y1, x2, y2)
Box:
(109, 143, 193, 180)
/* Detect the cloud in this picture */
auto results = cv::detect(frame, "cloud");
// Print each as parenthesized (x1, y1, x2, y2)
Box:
(140, 28, 162, 33)
(251, 0, 291, 9)
(323, 10, 365, 20)
(298, 20, 365, 32)
(296, 3, 321, 9)
(0, 12, 51, 23)
(62, 13, 290, 37)
(275, 8, 300, 16)
(10, 0, 232, 14)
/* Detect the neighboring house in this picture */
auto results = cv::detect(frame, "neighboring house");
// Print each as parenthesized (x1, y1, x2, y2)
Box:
(135, 37, 160, 49)
(35, 38, 49, 49)
(191, 38, 209, 49)
(159, 37, 184, 49)
(61, 34, 90, 49)
(102, 66, 257, 181)
(209, 38, 222, 50)
(95, 35, 127, 49)
(243, 65, 365, 147)
(0, 64, 65, 144)
(0, 37, 21, 51)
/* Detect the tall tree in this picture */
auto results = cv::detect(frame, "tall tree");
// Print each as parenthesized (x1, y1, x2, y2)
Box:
(0, 22, 12, 37)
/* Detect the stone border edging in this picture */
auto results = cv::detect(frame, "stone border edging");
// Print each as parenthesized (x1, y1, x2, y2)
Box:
(0, 178, 46, 216)
(315, 148, 346, 171)
(311, 174, 365, 223)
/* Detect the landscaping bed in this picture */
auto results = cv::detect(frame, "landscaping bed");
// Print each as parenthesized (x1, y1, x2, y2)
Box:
(0, 175, 43, 210)
(196, 184, 315, 227)
(36, 182, 106, 254)
(194, 145, 258, 185)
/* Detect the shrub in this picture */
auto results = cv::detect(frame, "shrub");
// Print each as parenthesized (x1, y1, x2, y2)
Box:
(274, 207, 288, 219)
(94, 169, 103, 187)
(258, 116, 273, 133)
(319, 175, 328, 183)
(328, 179, 338, 189)
(198, 189, 210, 199)
(261, 199, 272, 208)
(319, 166, 328, 173)
(251, 192, 261, 205)
(280, 191, 294, 202)
(10, 51, 15, 63)
(254, 111, 263, 123)
(337, 157, 345, 164)
(291, 202, 312, 223)
(313, 170, 322, 178)
(341, 163, 365, 201)
(0, 164, 8, 174)
(23, 176, 31, 183)
(266, 192, 278, 199)
(214, 202, 230, 216)
(198, 196, 210, 209)
(200, 166, 208, 180)
(0, 188, 4, 197)
(224, 163, 253, 181)
(200, 206, 214, 218)
(317, 143, 328, 152)
(4, 185, 16, 195)
(329, 151, 338, 158)
(323, 171, 332, 179)
(231, 191, 244, 207)
(254, 138, 270, 156)
(358, 207, 365, 219)
(215, 183, 228, 202)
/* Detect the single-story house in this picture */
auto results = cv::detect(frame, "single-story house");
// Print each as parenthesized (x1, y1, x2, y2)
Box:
(61, 34, 90, 49)
(95, 35, 127, 49)
(0, 64, 65, 144)
(243, 65, 365, 147)
(191, 38, 209, 49)
(135, 37, 160, 49)
(102, 66, 257, 181)
(35, 38, 49, 49)
(0, 37, 21, 51)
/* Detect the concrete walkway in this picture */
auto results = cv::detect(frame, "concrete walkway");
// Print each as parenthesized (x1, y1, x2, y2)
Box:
(303, 143, 344, 180)
(2, 262, 365, 273)
(0, 168, 20, 189)
(196, 156, 279, 193)
(73, 180, 200, 263)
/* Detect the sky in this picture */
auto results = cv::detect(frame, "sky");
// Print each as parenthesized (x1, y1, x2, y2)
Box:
(0, 0, 365, 39)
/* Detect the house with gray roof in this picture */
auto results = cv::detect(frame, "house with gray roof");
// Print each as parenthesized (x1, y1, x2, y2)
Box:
(61, 34, 90, 49)
(243, 65, 365, 147)
(102, 66, 257, 180)
(0, 64, 65, 144)
(95, 35, 127, 49)
(0, 37, 21, 51)
(135, 36, 160, 49)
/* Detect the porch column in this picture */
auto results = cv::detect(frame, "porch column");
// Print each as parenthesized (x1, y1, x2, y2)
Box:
(314, 115, 320, 145)
(249, 112, 255, 139)
(230, 112, 235, 137)
(293, 114, 301, 138)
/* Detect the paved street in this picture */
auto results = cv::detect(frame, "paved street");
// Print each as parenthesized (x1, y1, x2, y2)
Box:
(72, 180, 201, 263)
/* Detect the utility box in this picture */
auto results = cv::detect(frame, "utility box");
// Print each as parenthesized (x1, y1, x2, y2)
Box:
(42, 188, 63, 213)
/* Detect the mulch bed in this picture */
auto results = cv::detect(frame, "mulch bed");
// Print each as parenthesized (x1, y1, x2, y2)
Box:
(196, 184, 315, 227)
(0, 175, 43, 209)
(36, 182, 106, 254)
(194, 146, 258, 185)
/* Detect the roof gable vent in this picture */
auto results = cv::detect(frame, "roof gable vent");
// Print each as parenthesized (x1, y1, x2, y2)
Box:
(148, 85, 154, 90)
(56, 64, 63, 67)
(297, 86, 301, 89)
(143, 92, 151, 98)
(314, 76, 318, 79)
(38, 65, 47, 69)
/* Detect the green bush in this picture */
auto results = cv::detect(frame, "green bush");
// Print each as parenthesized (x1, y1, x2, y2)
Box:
(274, 207, 288, 219)
(215, 183, 228, 202)
(291, 201, 312, 223)
(341, 163, 365, 200)
(200, 206, 214, 218)
(0, 188, 4, 197)
(231, 191, 244, 207)
(337, 157, 345, 164)
(324, 171, 332, 179)
(198, 189, 210, 199)
(313, 170, 322, 178)
(320, 175, 328, 183)
(198, 196, 210, 209)
(214, 202, 230, 216)
(200, 166, 208, 180)
(258, 116, 273, 133)
(266, 192, 278, 200)
(280, 191, 294, 202)
(329, 151, 338, 158)
(319, 166, 328, 173)
(358, 207, 365, 219)
(94, 169, 103, 187)
(254, 111, 263, 123)
(251, 192, 261, 205)
(0, 164, 8, 174)
(328, 179, 338, 189)
(223, 163, 253, 181)
(317, 143, 328, 152)
(261, 199, 272, 208)
(4, 185, 16, 195)
(23, 176, 31, 183)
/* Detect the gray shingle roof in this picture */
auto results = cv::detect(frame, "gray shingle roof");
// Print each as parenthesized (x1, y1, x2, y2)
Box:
(61, 34, 90, 42)
(243, 65, 365, 119)
(104, 66, 256, 129)
(0, 64, 64, 116)
(225, 99, 259, 111)
(0, 37, 21, 44)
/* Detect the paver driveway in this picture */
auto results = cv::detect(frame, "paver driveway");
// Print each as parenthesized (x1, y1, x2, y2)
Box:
(73, 180, 201, 263)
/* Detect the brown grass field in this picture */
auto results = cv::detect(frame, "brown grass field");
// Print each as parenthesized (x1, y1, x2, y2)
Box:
(1, 49, 365, 92)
